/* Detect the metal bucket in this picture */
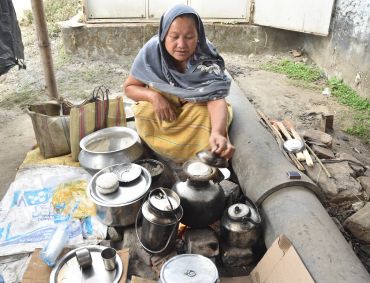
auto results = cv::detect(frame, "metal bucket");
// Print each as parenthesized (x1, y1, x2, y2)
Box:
(136, 188, 183, 254)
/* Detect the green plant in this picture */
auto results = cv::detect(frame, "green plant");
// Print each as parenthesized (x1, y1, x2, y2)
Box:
(44, 0, 79, 35)
(263, 59, 323, 82)
(20, 10, 33, 26)
(328, 78, 370, 110)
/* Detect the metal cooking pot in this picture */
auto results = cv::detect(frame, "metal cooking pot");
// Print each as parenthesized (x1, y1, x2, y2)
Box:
(79, 127, 144, 174)
(88, 163, 151, 226)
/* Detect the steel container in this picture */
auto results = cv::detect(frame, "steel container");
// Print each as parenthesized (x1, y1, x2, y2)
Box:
(79, 127, 144, 174)
(88, 163, 151, 226)
(221, 201, 261, 248)
(159, 254, 219, 283)
(139, 188, 183, 254)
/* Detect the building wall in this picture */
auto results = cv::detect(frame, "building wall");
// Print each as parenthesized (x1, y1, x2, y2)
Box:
(303, 0, 370, 99)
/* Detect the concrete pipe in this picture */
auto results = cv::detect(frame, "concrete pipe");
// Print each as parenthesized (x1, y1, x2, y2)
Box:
(227, 80, 370, 282)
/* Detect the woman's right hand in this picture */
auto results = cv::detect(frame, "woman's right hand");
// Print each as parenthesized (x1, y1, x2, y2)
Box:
(150, 92, 177, 122)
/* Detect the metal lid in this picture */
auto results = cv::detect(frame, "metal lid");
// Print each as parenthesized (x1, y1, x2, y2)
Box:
(149, 188, 180, 212)
(160, 254, 219, 283)
(196, 150, 228, 168)
(283, 139, 304, 153)
(113, 163, 142, 183)
(228, 204, 251, 221)
(89, 164, 151, 206)
(183, 160, 217, 181)
(96, 172, 119, 188)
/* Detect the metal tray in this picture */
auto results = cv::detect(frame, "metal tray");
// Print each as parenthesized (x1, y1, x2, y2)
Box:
(50, 245, 123, 283)
(89, 164, 151, 206)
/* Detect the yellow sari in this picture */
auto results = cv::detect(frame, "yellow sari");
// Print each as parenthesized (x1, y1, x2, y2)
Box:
(133, 93, 232, 162)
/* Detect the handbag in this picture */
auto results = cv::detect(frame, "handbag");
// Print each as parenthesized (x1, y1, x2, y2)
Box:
(26, 101, 71, 158)
(70, 86, 127, 161)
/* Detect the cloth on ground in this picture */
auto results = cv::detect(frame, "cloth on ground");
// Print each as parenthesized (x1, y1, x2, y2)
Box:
(21, 147, 79, 168)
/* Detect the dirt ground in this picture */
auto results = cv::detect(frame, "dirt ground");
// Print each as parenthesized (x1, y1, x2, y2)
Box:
(1, 25, 369, 200)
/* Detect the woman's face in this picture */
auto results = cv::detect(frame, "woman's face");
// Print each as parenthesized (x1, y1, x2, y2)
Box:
(164, 16, 198, 66)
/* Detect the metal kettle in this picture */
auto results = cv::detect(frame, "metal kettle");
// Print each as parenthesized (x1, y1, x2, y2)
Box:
(221, 201, 261, 248)
(172, 160, 225, 228)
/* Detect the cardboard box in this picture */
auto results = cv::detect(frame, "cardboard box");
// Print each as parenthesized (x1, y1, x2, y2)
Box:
(221, 235, 315, 283)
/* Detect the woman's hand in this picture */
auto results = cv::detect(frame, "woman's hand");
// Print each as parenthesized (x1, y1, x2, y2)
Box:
(207, 99, 235, 160)
(124, 75, 176, 122)
(150, 92, 177, 122)
(209, 132, 235, 159)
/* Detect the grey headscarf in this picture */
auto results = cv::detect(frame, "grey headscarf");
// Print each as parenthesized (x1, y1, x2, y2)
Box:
(130, 4, 231, 102)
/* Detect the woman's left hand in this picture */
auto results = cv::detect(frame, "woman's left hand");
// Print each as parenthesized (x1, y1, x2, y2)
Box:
(209, 132, 235, 159)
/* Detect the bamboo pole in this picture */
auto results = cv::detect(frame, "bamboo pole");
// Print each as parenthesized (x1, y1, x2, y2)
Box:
(31, 0, 58, 99)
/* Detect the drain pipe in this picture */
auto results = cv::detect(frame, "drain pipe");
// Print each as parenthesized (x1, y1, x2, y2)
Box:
(227, 80, 370, 283)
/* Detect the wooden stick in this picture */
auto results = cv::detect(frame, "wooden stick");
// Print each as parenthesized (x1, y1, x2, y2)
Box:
(283, 120, 314, 167)
(305, 142, 332, 178)
(256, 111, 304, 171)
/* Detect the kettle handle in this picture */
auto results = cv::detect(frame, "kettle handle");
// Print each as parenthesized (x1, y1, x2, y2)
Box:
(242, 199, 262, 226)
(135, 188, 179, 254)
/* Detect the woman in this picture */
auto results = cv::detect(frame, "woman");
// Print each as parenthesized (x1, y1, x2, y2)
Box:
(124, 4, 234, 162)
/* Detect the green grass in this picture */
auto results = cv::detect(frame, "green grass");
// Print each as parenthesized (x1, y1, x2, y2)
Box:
(19, 0, 78, 34)
(0, 88, 46, 109)
(263, 59, 323, 83)
(44, 0, 79, 36)
(328, 78, 370, 110)
(263, 58, 370, 143)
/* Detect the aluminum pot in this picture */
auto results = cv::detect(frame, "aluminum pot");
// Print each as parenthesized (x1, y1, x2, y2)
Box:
(79, 127, 144, 174)
(88, 163, 151, 226)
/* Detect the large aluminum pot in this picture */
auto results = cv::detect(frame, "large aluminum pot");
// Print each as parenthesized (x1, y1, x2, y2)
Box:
(88, 163, 151, 226)
(79, 127, 144, 174)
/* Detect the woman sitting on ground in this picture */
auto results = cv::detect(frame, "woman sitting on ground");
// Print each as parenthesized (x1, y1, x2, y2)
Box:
(124, 4, 234, 162)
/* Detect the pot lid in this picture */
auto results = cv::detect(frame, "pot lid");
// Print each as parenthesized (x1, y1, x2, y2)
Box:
(283, 139, 304, 153)
(149, 188, 180, 212)
(183, 160, 217, 181)
(89, 163, 151, 206)
(228, 203, 251, 221)
(160, 254, 218, 283)
(96, 172, 119, 194)
(196, 150, 228, 168)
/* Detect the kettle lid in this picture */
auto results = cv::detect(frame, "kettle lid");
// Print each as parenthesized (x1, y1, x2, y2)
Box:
(149, 188, 180, 212)
(228, 203, 251, 221)
(160, 254, 219, 283)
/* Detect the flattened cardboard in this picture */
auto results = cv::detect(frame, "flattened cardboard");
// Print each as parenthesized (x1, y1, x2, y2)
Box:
(22, 248, 129, 283)
(221, 235, 315, 283)
(131, 275, 156, 283)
